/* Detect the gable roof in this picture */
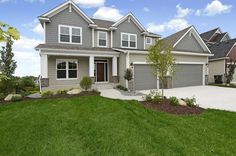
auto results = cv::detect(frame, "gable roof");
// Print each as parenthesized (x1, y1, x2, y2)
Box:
(111, 12, 147, 32)
(162, 26, 211, 54)
(91, 18, 114, 28)
(200, 28, 220, 41)
(210, 32, 228, 43)
(39, 0, 94, 24)
(209, 39, 236, 59)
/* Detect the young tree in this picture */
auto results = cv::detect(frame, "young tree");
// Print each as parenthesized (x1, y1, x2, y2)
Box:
(225, 61, 236, 85)
(0, 22, 20, 42)
(124, 68, 133, 91)
(0, 37, 17, 77)
(146, 40, 175, 98)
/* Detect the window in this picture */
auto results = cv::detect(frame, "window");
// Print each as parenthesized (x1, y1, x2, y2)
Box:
(98, 31, 107, 47)
(121, 33, 137, 48)
(59, 25, 82, 44)
(146, 37, 152, 45)
(56, 59, 78, 79)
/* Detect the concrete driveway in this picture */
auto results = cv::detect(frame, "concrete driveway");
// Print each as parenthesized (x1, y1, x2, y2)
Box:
(140, 86, 236, 112)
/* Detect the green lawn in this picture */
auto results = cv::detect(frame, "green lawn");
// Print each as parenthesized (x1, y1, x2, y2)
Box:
(0, 96, 235, 156)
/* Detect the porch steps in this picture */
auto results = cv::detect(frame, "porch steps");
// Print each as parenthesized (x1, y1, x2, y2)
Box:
(93, 83, 116, 90)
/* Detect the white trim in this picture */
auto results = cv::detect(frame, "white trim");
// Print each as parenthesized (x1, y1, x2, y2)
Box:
(58, 24, 82, 45)
(220, 32, 230, 42)
(41, 0, 94, 24)
(172, 51, 214, 56)
(43, 22, 46, 43)
(173, 26, 211, 54)
(125, 52, 130, 88)
(41, 53, 48, 78)
(133, 62, 148, 64)
(146, 37, 152, 45)
(226, 42, 236, 57)
(143, 36, 146, 49)
(111, 13, 147, 32)
(112, 56, 118, 76)
(89, 56, 94, 77)
(111, 30, 113, 48)
(95, 27, 109, 31)
(92, 28, 94, 47)
(209, 57, 229, 62)
(208, 28, 221, 41)
(175, 61, 205, 65)
(56, 59, 78, 80)
(97, 31, 108, 47)
(121, 32, 137, 49)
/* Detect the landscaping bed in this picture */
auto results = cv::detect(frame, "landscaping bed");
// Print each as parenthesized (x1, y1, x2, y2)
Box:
(141, 100, 204, 115)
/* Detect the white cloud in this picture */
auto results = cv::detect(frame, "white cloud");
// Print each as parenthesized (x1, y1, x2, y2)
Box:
(5, 36, 43, 76)
(143, 7, 150, 12)
(176, 4, 193, 18)
(204, 0, 232, 16)
(0, 0, 45, 3)
(93, 6, 123, 21)
(147, 18, 189, 34)
(196, 0, 233, 16)
(73, 0, 105, 8)
(195, 9, 201, 16)
(32, 23, 44, 36)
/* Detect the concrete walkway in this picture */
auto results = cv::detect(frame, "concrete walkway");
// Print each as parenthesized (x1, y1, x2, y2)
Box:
(100, 89, 143, 101)
(100, 86, 236, 112)
(140, 86, 236, 112)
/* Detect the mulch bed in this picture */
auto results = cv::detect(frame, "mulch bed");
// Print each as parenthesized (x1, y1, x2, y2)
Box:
(0, 91, 100, 105)
(141, 100, 205, 115)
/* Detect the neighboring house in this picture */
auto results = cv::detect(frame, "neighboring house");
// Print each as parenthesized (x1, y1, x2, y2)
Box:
(35, 0, 212, 91)
(200, 28, 236, 83)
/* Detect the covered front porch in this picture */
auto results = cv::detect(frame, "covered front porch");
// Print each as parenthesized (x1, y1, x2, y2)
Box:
(39, 48, 120, 90)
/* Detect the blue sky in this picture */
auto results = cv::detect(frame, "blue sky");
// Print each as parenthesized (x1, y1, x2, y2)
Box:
(0, 0, 235, 76)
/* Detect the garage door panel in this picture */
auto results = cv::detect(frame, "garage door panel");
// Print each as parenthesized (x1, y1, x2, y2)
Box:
(173, 64, 203, 88)
(134, 64, 157, 90)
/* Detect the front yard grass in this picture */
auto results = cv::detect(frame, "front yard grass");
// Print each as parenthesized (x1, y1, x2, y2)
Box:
(0, 96, 235, 155)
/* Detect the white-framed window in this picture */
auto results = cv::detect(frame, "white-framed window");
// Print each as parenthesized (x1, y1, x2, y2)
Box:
(58, 25, 82, 44)
(98, 31, 107, 47)
(121, 33, 137, 49)
(146, 37, 152, 45)
(56, 59, 78, 80)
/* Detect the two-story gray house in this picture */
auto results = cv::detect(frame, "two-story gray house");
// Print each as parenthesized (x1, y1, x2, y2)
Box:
(36, 0, 213, 91)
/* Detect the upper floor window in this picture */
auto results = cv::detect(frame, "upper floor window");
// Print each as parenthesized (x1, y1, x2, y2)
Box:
(146, 37, 152, 45)
(121, 33, 137, 49)
(56, 59, 78, 79)
(98, 31, 107, 47)
(59, 25, 82, 44)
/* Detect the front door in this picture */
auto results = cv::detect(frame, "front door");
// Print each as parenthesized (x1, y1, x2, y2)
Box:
(97, 63, 105, 82)
(95, 60, 108, 82)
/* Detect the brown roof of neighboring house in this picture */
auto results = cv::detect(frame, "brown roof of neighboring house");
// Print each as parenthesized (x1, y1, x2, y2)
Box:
(200, 28, 219, 41)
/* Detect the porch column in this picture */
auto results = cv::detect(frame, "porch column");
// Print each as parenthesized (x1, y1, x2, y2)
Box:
(89, 56, 95, 83)
(112, 56, 119, 83)
(41, 54, 48, 78)
(40, 54, 49, 88)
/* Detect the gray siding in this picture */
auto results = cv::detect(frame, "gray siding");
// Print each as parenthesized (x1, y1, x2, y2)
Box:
(145, 37, 157, 50)
(175, 34, 205, 53)
(113, 18, 144, 49)
(94, 30, 111, 48)
(119, 53, 127, 87)
(46, 7, 92, 48)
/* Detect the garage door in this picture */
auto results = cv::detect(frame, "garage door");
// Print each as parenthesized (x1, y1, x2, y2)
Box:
(134, 64, 157, 90)
(173, 64, 203, 88)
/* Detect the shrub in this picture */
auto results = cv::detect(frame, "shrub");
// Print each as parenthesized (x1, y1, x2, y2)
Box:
(143, 94, 152, 101)
(92, 89, 100, 94)
(124, 68, 133, 82)
(0, 74, 15, 96)
(152, 94, 162, 103)
(80, 76, 92, 91)
(0, 93, 5, 101)
(116, 85, 128, 91)
(169, 96, 179, 106)
(11, 95, 22, 102)
(56, 90, 67, 95)
(41, 90, 54, 98)
(185, 97, 197, 107)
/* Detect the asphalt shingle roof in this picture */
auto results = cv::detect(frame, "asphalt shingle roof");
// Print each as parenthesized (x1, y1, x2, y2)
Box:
(91, 18, 114, 28)
(162, 26, 192, 49)
(209, 38, 236, 59)
(200, 28, 219, 41)
(210, 33, 227, 43)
